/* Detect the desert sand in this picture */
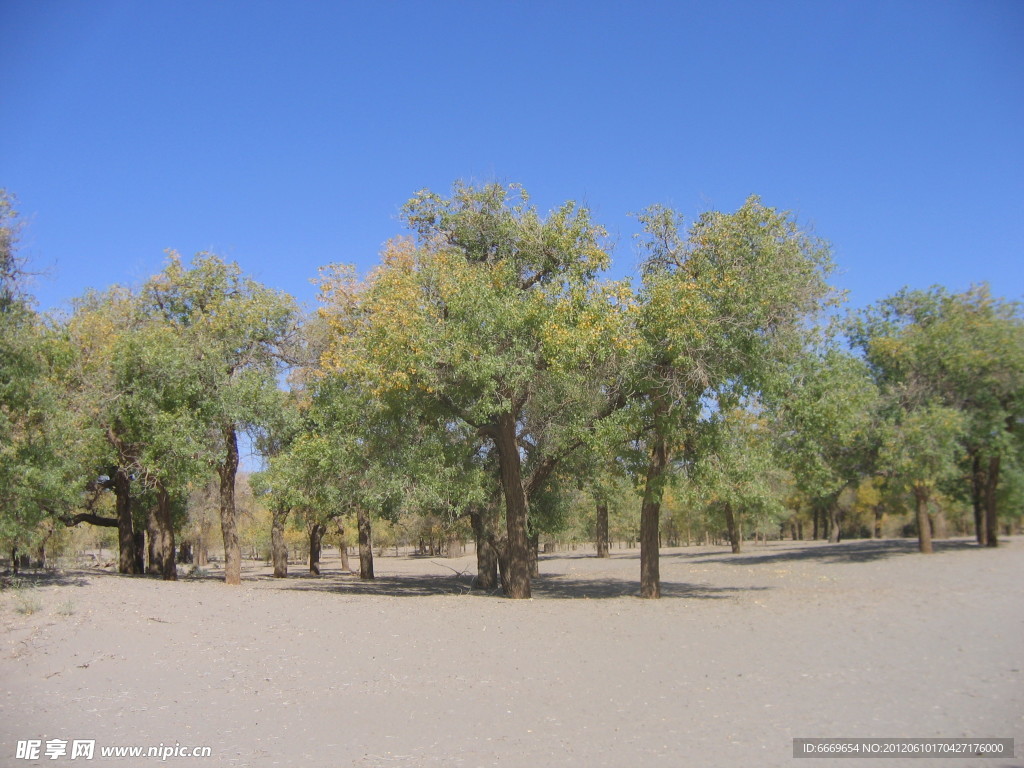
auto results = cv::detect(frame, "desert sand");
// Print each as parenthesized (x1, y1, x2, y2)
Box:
(2, 537, 1022, 768)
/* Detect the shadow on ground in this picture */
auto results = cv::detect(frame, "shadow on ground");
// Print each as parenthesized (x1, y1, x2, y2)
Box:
(0, 570, 93, 589)
(658, 537, 983, 567)
(278, 571, 770, 600)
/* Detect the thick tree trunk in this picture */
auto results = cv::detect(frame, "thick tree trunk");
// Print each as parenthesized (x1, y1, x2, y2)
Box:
(470, 507, 499, 589)
(154, 484, 177, 580)
(984, 455, 1000, 548)
(356, 507, 374, 579)
(596, 501, 610, 558)
(914, 486, 933, 554)
(218, 425, 242, 585)
(874, 505, 884, 539)
(639, 434, 668, 599)
(271, 506, 289, 577)
(11, 547, 18, 575)
(812, 506, 820, 540)
(113, 466, 139, 575)
(146, 505, 161, 575)
(309, 522, 325, 575)
(971, 454, 986, 545)
(496, 538, 511, 595)
(493, 411, 531, 599)
(723, 503, 742, 554)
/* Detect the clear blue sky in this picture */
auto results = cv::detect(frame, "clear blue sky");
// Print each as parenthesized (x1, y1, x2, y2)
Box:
(3, 0, 1022, 314)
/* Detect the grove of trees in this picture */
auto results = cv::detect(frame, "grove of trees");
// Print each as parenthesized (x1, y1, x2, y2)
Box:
(1, 184, 1021, 595)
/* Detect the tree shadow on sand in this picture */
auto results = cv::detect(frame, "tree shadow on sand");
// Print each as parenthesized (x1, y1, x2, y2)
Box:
(659, 537, 983, 567)
(0, 570, 93, 588)
(279, 571, 770, 600)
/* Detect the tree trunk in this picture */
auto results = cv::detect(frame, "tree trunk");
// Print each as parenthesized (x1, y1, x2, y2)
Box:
(496, 538, 511, 595)
(984, 454, 1000, 547)
(177, 542, 192, 564)
(335, 520, 351, 572)
(470, 507, 499, 589)
(11, 547, 18, 575)
(218, 425, 242, 585)
(271, 506, 289, 577)
(874, 505, 884, 539)
(113, 466, 140, 574)
(595, 501, 610, 558)
(723, 503, 741, 554)
(528, 532, 540, 578)
(154, 484, 177, 580)
(828, 501, 841, 544)
(917, 487, 933, 552)
(914, 485, 934, 554)
(309, 522, 325, 575)
(357, 507, 374, 579)
(133, 530, 145, 573)
(812, 506, 819, 540)
(493, 411, 531, 599)
(971, 453, 986, 545)
(639, 434, 668, 599)
(146, 504, 161, 575)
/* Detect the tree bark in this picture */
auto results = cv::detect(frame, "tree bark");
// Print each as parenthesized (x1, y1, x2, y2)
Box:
(639, 434, 668, 599)
(528, 532, 540, 578)
(154, 484, 177, 580)
(335, 520, 351, 572)
(971, 453, 986, 545)
(812, 506, 819, 540)
(309, 522, 325, 575)
(271, 506, 289, 577)
(828, 500, 841, 544)
(356, 507, 374, 579)
(914, 485, 934, 554)
(723, 503, 742, 554)
(596, 501, 610, 558)
(218, 425, 242, 585)
(874, 505, 884, 539)
(146, 504, 161, 575)
(984, 454, 1000, 548)
(470, 507, 499, 589)
(112, 466, 140, 575)
(493, 411, 531, 599)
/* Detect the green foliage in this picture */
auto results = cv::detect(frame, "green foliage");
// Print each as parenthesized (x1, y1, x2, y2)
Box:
(776, 347, 880, 504)
(851, 285, 1024, 530)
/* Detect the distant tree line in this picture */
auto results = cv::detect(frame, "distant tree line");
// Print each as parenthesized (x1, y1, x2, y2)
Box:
(1, 184, 1021, 596)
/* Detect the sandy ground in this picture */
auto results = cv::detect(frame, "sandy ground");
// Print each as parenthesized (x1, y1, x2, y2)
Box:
(1, 537, 1021, 768)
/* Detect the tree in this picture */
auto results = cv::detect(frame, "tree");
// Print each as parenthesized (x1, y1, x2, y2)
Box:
(1, 192, 92, 567)
(694, 407, 788, 554)
(775, 347, 880, 543)
(850, 285, 1024, 546)
(141, 253, 298, 584)
(631, 197, 836, 597)
(879, 404, 965, 553)
(319, 183, 629, 598)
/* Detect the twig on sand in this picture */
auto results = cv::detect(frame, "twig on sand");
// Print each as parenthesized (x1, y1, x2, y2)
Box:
(429, 560, 470, 578)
